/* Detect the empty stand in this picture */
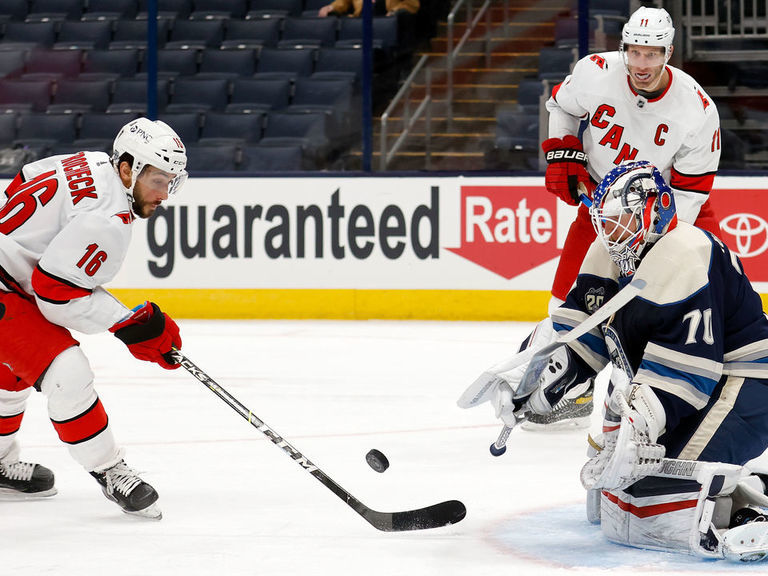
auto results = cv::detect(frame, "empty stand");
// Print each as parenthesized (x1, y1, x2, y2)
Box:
(227, 77, 291, 113)
(166, 78, 229, 113)
(0, 79, 52, 112)
(279, 17, 338, 48)
(48, 78, 112, 114)
(253, 47, 315, 81)
(197, 48, 257, 80)
(239, 144, 304, 171)
(200, 111, 264, 146)
(55, 20, 114, 50)
(221, 18, 281, 49)
(107, 77, 170, 113)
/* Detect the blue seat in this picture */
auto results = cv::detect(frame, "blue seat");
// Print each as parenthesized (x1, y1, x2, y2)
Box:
(166, 78, 229, 113)
(221, 18, 281, 49)
(279, 17, 338, 48)
(247, 0, 302, 18)
(337, 17, 398, 53)
(190, 0, 247, 19)
(137, 0, 192, 19)
(139, 49, 198, 78)
(48, 78, 112, 114)
(0, 113, 18, 147)
(312, 47, 362, 84)
(227, 78, 291, 113)
(75, 112, 138, 150)
(22, 49, 83, 80)
(111, 19, 169, 50)
(81, 48, 140, 80)
(14, 113, 78, 153)
(538, 47, 577, 82)
(54, 21, 114, 51)
(254, 47, 315, 81)
(197, 48, 257, 80)
(495, 108, 539, 151)
(239, 144, 304, 171)
(261, 110, 328, 159)
(185, 143, 239, 172)
(200, 111, 264, 145)
(26, 0, 83, 20)
(0, 79, 52, 112)
(515, 78, 544, 114)
(166, 20, 224, 49)
(0, 50, 26, 79)
(0, 0, 29, 21)
(158, 112, 201, 143)
(288, 77, 355, 141)
(85, 0, 138, 19)
(107, 77, 170, 113)
(1, 21, 58, 50)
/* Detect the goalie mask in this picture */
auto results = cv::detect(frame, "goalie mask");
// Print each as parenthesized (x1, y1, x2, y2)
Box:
(620, 7, 675, 68)
(590, 161, 677, 276)
(112, 117, 188, 196)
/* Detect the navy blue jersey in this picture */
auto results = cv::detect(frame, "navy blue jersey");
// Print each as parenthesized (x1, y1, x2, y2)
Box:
(552, 223, 768, 458)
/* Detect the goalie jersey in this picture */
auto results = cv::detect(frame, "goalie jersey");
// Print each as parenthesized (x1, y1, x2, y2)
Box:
(552, 223, 768, 461)
(0, 151, 133, 334)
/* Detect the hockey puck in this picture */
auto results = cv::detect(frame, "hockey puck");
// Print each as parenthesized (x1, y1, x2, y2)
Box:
(365, 449, 389, 473)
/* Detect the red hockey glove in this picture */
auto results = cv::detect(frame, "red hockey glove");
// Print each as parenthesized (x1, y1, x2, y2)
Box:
(110, 302, 181, 370)
(541, 135, 594, 205)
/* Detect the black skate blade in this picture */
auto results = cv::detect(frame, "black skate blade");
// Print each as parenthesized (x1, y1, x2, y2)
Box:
(362, 499, 466, 532)
(0, 487, 57, 500)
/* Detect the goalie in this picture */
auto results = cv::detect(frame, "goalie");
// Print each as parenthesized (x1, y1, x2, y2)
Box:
(461, 161, 768, 562)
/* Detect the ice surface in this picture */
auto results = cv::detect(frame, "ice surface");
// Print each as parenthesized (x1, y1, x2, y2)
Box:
(4, 320, 766, 575)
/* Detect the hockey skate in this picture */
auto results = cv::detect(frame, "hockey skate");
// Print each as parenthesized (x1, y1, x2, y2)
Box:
(0, 459, 57, 499)
(90, 460, 162, 520)
(521, 380, 594, 431)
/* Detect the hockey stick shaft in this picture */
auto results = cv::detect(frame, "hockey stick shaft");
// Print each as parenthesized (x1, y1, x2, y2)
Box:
(490, 277, 647, 455)
(172, 351, 466, 531)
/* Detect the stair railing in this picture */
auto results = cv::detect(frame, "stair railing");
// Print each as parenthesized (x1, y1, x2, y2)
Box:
(446, 0, 492, 121)
(379, 57, 432, 170)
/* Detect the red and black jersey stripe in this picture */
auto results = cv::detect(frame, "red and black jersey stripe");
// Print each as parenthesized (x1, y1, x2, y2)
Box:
(31, 265, 92, 305)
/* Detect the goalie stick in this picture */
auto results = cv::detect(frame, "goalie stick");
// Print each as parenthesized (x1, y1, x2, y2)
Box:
(489, 277, 647, 456)
(172, 351, 467, 532)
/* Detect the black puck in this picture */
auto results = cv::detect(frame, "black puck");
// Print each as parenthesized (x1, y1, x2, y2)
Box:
(365, 449, 389, 473)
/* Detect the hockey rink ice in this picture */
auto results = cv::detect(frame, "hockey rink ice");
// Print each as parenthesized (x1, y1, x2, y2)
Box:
(6, 319, 768, 575)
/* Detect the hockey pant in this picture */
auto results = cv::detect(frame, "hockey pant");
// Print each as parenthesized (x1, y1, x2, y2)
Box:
(598, 461, 768, 559)
(0, 291, 121, 471)
(551, 199, 720, 300)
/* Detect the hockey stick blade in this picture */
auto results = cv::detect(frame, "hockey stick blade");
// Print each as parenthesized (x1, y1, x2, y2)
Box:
(173, 351, 466, 532)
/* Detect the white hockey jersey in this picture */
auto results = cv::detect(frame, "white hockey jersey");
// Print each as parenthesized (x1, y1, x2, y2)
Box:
(0, 151, 134, 334)
(546, 51, 721, 222)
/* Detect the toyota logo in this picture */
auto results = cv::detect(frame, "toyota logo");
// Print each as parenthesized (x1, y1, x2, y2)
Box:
(720, 213, 768, 258)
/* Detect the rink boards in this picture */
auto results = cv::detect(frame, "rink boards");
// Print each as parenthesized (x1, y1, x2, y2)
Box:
(3, 174, 767, 319)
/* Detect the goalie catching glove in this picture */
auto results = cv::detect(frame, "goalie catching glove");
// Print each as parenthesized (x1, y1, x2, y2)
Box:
(110, 301, 182, 370)
(541, 135, 595, 205)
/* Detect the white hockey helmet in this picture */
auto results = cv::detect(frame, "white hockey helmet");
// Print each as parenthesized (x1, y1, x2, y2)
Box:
(620, 6, 675, 62)
(590, 161, 677, 276)
(112, 117, 188, 195)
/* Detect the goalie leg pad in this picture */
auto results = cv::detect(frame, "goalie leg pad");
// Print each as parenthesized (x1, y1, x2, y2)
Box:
(600, 461, 745, 559)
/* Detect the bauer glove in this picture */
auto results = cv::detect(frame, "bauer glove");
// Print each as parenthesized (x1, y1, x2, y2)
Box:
(541, 135, 594, 205)
(110, 302, 182, 370)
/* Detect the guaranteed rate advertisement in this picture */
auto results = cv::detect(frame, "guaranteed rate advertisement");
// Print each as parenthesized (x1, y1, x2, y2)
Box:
(110, 177, 578, 290)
